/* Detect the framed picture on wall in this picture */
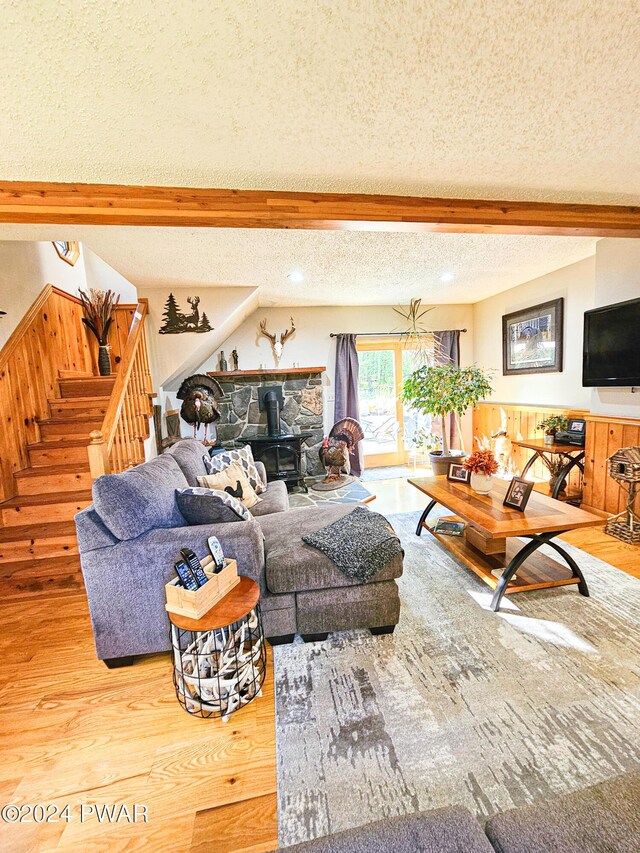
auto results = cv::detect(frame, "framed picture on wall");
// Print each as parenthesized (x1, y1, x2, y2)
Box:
(502, 298, 564, 375)
(52, 241, 80, 266)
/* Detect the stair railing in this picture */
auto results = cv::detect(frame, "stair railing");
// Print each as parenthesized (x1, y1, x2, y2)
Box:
(88, 299, 154, 477)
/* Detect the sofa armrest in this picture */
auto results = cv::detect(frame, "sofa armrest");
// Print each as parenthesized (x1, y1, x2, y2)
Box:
(79, 519, 267, 661)
(141, 519, 266, 586)
(255, 460, 268, 488)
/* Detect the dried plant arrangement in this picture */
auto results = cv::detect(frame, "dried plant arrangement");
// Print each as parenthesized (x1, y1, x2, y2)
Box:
(78, 288, 120, 376)
(463, 449, 499, 476)
(392, 298, 440, 357)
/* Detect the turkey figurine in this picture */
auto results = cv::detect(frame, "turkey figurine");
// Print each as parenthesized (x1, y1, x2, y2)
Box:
(177, 374, 224, 443)
(319, 417, 365, 483)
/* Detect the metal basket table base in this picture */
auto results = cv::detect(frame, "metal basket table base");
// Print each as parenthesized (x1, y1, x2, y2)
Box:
(171, 605, 266, 721)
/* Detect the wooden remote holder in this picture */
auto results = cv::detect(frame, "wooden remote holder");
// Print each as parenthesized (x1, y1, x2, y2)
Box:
(165, 557, 239, 620)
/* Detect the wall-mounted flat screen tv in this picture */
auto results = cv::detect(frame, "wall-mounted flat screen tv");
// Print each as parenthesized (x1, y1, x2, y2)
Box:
(583, 296, 640, 387)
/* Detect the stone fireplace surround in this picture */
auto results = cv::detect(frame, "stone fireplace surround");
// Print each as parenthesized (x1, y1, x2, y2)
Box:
(208, 367, 326, 477)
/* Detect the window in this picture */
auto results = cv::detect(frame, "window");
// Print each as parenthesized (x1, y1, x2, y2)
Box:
(357, 338, 434, 467)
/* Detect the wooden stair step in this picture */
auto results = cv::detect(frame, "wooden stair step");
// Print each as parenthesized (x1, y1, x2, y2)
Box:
(0, 521, 79, 563)
(39, 417, 103, 440)
(0, 554, 83, 598)
(59, 376, 116, 398)
(48, 396, 110, 419)
(14, 463, 92, 496)
(0, 490, 93, 526)
(27, 438, 92, 467)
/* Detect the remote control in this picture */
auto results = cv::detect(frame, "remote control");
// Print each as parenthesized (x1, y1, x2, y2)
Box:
(207, 535, 225, 572)
(174, 559, 199, 591)
(180, 548, 209, 587)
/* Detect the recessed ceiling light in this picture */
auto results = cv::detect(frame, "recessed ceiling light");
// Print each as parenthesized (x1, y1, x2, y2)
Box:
(287, 270, 304, 283)
(440, 272, 455, 283)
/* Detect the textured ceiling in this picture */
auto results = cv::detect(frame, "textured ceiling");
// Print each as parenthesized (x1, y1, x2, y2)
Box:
(1, 2, 639, 203)
(0, 224, 597, 305)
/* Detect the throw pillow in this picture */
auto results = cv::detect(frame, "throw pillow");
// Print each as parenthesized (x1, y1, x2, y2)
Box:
(93, 454, 188, 541)
(203, 445, 265, 494)
(197, 461, 261, 509)
(176, 487, 251, 524)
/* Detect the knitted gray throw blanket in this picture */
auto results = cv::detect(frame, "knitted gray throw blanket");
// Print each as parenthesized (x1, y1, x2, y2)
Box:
(302, 506, 403, 582)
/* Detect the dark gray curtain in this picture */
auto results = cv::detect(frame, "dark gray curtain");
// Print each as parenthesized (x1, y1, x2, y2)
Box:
(334, 333, 363, 476)
(434, 330, 461, 450)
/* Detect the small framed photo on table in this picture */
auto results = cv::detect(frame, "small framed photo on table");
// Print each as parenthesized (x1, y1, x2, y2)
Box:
(568, 418, 586, 434)
(503, 477, 535, 512)
(447, 463, 470, 483)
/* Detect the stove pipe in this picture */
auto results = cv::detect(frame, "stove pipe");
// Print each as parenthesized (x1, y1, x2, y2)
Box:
(264, 389, 281, 436)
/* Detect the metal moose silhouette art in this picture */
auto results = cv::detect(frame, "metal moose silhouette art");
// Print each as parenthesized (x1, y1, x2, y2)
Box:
(159, 293, 213, 334)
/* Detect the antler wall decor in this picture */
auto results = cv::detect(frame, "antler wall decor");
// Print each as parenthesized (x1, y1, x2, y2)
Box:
(258, 317, 296, 365)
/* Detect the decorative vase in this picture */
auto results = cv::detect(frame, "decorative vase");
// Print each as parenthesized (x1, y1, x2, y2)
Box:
(470, 472, 493, 495)
(429, 450, 467, 477)
(544, 432, 554, 446)
(549, 475, 567, 494)
(98, 344, 111, 377)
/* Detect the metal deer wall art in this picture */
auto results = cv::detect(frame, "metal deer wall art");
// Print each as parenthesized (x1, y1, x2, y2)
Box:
(159, 293, 213, 334)
(258, 317, 296, 365)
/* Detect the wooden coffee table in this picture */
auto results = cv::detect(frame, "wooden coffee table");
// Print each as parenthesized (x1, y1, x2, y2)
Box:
(409, 476, 603, 611)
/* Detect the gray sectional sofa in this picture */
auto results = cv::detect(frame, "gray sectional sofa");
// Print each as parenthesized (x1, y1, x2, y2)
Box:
(270, 771, 640, 853)
(75, 439, 403, 666)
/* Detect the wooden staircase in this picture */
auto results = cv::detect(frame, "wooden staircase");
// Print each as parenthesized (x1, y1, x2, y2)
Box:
(0, 298, 154, 599)
(0, 375, 115, 596)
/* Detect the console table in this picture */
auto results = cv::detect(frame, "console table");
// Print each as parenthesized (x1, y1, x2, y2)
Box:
(410, 476, 602, 611)
(510, 437, 585, 503)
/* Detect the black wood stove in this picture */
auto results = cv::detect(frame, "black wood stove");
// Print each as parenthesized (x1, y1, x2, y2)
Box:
(243, 385, 311, 490)
(244, 433, 311, 490)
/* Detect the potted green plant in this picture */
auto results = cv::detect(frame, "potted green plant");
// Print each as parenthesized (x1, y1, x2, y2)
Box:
(402, 364, 494, 476)
(537, 415, 568, 446)
(463, 449, 499, 494)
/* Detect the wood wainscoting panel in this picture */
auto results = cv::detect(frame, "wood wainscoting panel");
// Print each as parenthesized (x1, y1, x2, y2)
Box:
(474, 403, 640, 518)
(473, 402, 588, 490)
(582, 414, 640, 517)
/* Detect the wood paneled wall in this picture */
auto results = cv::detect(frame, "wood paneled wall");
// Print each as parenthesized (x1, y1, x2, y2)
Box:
(473, 402, 588, 485)
(473, 402, 640, 517)
(582, 415, 640, 516)
(0, 286, 134, 503)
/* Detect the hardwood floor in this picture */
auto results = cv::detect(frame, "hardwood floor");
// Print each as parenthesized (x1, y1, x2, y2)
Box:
(0, 592, 277, 853)
(0, 475, 636, 852)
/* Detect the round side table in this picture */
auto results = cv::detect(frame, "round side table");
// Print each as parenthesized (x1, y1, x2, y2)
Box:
(168, 577, 266, 721)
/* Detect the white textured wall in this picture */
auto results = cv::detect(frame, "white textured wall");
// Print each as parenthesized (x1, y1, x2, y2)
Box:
(138, 285, 260, 422)
(0, 240, 140, 350)
(83, 246, 138, 303)
(0, 240, 87, 348)
(472, 257, 596, 409)
(590, 240, 640, 418)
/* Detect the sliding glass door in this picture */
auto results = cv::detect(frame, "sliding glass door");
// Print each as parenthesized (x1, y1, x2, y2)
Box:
(357, 338, 433, 467)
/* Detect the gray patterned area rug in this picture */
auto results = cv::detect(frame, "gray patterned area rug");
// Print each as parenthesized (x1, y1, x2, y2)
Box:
(289, 479, 373, 508)
(274, 511, 640, 848)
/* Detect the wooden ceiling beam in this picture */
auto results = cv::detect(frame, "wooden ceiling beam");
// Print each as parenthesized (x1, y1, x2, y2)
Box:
(0, 181, 639, 236)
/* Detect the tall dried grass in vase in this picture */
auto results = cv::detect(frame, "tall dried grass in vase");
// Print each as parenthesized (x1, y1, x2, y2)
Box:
(78, 288, 120, 376)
